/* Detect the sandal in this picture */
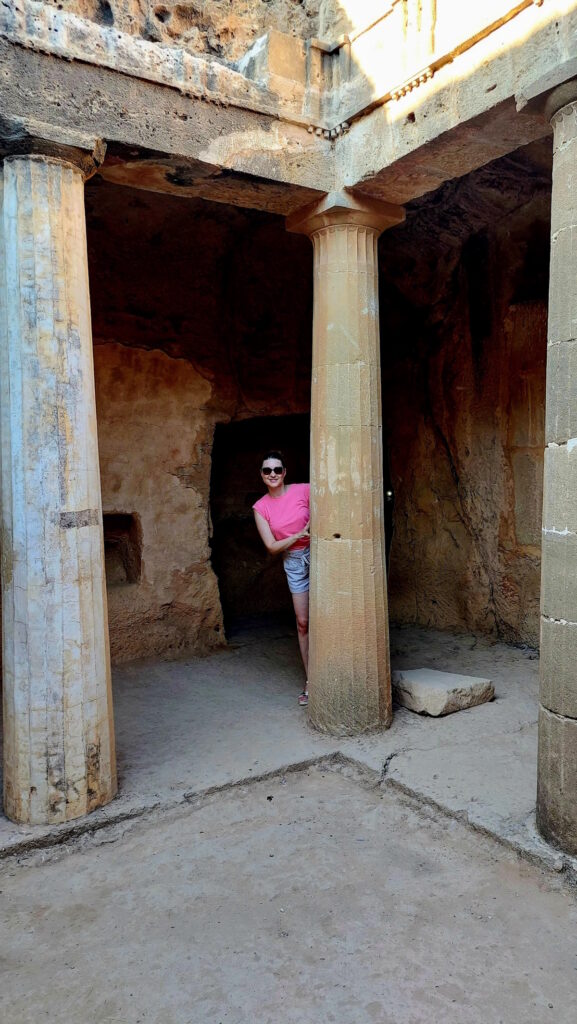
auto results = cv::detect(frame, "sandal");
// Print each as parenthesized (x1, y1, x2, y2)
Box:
(298, 689, 309, 707)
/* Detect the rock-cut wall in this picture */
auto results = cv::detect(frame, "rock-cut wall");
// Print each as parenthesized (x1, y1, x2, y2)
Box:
(94, 343, 225, 662)
(86, 181, 313, 662)
(382, 185, 549, 647)
(43, 0, 321, 62)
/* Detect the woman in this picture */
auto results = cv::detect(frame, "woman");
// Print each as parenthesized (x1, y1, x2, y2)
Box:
(253, 451, 310, 706)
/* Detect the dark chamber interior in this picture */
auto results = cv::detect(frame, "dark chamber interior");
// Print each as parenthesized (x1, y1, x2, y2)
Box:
(103, 512, 142, 586)
(210, 414, 310, 632)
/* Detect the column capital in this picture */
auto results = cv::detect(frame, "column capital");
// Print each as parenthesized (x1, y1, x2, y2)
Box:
(516, 61, 577, 123)
(545, 80, 577, 124)
(0, 119, 106, 180)
(287, 189, 405, 237)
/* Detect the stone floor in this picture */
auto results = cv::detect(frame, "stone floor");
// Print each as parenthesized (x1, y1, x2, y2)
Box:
(0, 622, 570, 875)
(4, 763, 577, 1024)
(4, 623, 577, 1023)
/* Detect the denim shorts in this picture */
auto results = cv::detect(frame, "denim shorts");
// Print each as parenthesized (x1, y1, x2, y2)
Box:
(283, 546, 310, 594)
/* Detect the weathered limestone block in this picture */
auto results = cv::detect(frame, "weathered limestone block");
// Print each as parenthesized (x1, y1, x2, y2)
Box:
(539, 532, 577, 623)
(545, 339, 577, 444)
(540, 442, 577, 622)
(538, 706, 577, 856)
(538, 96, 577, 854)
(547, 223, 577, 347)
(548, 104, 577, 347)
(288, 191, 404, 735)
(238, 30, 307, 87)
(549, 101, 577, 237)
(540, 616, 577, 719)
(392, 668, 494, 717)
(0, 154, 116, 824)
(542, 442, 577, 534)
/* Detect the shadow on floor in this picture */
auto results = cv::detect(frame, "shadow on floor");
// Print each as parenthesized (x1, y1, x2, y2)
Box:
(0, 624, 555, 869)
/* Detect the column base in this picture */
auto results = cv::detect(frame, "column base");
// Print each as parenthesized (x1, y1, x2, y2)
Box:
(537, 704, 577, 856)
(308, 705, 393, 738)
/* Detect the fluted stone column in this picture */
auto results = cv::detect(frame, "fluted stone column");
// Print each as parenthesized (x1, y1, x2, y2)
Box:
(538, 96, 577, 854)
(0, 153, 116, 824)
(288, 191, 404, 734)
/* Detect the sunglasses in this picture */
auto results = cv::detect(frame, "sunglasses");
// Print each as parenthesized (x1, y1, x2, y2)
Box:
(261, 465, 284, 475)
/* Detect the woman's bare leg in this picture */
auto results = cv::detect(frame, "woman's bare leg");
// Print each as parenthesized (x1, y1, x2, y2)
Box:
(291, 590, 309, 680)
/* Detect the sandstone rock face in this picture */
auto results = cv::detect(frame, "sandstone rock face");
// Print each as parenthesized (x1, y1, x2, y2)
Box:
(86, 184, 313, 421)
(380, 145, 551, 648)
(44, 0, 321, 63)
(384, 290, 546, 647)
(83, 142, 550, 661)
(392, 668, 495, 717)
(86, 183, 313, 660)
(94, 343, 225, 663)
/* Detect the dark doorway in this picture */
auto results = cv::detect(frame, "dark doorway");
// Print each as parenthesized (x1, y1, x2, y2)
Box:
(210, 414, 310, 634)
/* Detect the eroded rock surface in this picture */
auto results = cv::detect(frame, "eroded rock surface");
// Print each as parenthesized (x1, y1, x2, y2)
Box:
(94, 344, 225, 663)
(45, 0, 321, 62)
(381, 140, 551, 647)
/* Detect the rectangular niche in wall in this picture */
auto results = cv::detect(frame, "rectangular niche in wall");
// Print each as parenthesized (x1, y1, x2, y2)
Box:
(103, 513, 142, 586)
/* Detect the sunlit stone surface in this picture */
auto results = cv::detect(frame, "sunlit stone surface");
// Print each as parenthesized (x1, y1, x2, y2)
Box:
(0, 155, 116, 824)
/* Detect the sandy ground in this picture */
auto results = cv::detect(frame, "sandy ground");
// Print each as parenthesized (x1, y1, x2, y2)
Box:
(2, 762, 577, 1024)
(0, 624, 554, 870)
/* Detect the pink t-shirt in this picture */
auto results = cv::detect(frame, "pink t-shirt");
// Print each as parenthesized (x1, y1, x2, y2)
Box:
(253, 483, 310, 551)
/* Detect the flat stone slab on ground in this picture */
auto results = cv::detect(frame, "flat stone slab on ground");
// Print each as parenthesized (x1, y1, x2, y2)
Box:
(392, 667, 494, 716)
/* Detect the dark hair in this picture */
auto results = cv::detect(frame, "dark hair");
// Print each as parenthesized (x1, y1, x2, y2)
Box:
(261, 450, 284, 467)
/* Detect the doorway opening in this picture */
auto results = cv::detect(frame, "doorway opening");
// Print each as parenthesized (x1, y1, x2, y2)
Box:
(210, 414, 310, 635)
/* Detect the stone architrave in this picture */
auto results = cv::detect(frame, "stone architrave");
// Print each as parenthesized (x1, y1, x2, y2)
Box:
(538, 93, 577, 855)
(288, 191, 404, 735)
(0, 154, 117, 824)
